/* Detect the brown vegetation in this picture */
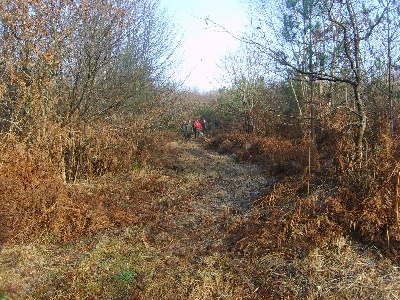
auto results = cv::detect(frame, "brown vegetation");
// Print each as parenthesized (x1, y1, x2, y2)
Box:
(205, 127, 400, 263)
(1, 118, 400, 298)
(0, 1, 400, 299)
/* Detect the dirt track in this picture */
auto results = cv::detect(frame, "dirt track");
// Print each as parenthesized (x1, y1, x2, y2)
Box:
(133, 138, 276, 298)
(168, 139, 273, 211)
(136, 138, 400, 299)
(1, 136, 399, 299)
(0, 136, 276, 299)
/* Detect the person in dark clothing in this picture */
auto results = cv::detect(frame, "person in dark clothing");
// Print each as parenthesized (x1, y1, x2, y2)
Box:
(201, 118, 207, 133)
(180, 120, 193, 139)
(214, 117, 220, 128)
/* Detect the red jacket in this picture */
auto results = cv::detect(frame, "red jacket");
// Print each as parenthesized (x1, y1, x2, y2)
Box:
(193, 120, 203, 130)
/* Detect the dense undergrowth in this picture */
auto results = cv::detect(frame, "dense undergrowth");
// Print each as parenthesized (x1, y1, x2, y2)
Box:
(205, 130, 400, 264)
(0, 127, 174, 244)
(0, 117, 399, 299)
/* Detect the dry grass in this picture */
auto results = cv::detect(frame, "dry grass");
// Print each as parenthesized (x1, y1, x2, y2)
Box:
(1, 126, 400, 299)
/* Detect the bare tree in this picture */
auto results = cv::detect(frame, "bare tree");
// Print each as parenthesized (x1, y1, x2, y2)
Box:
(0, 0, 65, 137)
(0, 0, 183, 181)
(246, 0, 387, 166)
(114, 0, 183, 117)
(374, 0, 400, 135)
(220, 43, 270, 132)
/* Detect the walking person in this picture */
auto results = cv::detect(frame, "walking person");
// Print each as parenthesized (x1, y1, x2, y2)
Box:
(214, 116, 220, 128)
(193, 119, 203, 138)
(201, 118, 207, 134)
(180, 119, 193, 140)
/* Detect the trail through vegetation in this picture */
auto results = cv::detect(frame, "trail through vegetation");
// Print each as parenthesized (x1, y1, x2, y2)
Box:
(1, 135, 399, 299)
(171, 138, 273, 211)
(1, 0, 400, 298)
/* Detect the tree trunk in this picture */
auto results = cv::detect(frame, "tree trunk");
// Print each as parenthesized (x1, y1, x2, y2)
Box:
(353, 84, 367, 168)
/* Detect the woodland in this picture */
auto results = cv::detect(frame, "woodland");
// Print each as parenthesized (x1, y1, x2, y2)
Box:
(0, 0, 400, 299)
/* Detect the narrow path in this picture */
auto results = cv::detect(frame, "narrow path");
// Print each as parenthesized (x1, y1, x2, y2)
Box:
(134, 139, 275, 298)
(1, 137, 399, 299)
(0, 137, 275, 299)
(169, 139, 273, 211)
(137, 138, 400, 299)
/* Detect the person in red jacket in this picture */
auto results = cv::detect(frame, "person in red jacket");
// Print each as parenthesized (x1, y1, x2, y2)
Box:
(193, 119, 203, 138)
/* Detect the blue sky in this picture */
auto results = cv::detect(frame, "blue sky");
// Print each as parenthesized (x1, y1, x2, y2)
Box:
(161, 0, 247, 92)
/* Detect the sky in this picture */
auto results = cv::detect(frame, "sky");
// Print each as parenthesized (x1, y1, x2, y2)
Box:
(161, 0, 247, 92)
